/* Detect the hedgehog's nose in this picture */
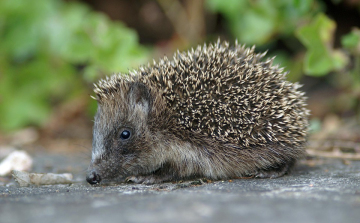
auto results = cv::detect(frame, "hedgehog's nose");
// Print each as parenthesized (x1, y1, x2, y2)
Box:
(86, 171, 102, 185)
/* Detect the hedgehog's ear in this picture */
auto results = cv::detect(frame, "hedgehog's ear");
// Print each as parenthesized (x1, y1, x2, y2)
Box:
(128, 82, 152, 114)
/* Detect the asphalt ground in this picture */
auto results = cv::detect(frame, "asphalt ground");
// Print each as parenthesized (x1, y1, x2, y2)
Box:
(0, 153, 360, 223)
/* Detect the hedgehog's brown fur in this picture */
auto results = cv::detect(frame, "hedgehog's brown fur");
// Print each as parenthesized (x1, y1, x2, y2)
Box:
(86, 40, 309, 185)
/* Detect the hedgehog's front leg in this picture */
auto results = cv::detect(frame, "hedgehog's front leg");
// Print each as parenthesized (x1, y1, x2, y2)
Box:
(125, 163, 178, 184)
(126, 175, 173, 184)
(254, 159, 296, 179)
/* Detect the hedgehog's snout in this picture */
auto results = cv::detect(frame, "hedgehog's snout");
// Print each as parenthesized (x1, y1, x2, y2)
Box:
(86, 170, 102, 185)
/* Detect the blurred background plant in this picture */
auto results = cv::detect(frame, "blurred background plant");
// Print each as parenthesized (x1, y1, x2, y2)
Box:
(0, 0, 149, 131)
(0, 0, 359, 154)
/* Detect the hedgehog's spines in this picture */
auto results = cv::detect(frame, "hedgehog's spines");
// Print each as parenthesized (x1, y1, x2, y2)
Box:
(94, 41, 308, 149)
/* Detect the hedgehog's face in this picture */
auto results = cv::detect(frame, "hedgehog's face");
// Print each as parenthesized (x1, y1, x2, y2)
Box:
(86, 82, 164, 184)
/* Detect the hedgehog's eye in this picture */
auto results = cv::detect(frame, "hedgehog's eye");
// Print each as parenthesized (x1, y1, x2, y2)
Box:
(120, 130, 131, 140)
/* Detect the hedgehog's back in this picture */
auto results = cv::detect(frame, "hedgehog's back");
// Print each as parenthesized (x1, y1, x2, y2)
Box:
(139, 41, 309, 148)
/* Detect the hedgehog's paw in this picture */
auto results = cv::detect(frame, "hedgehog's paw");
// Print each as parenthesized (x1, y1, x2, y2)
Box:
(126, 175, 156, 184)
(126, 175, 171, 184)
(254, 169, 287, 179)
(254, 161, 295, 179)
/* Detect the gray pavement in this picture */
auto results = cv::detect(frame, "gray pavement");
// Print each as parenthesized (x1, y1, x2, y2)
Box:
(0, 153, 360, 223)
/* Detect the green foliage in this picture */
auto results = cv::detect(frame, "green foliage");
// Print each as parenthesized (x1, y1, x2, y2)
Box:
(0, 0, 149, 131)
(207, 0, 360, 118)
(296, 14, 348, 76)
(206, 0, 358, 78)
(341, 29, 360, 85)
(1, 0, 360, 131)
(206, 0, 322, 81)
(207, 0, 316, 45)
(342, 28, 360, 54)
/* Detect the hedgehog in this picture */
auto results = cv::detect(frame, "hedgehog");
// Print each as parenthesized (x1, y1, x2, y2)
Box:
(86, 40, 309, 185)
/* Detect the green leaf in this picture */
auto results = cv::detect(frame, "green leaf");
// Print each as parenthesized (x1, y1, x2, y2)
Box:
(206, 0, 248, 17)
(296, 13, 348, 76)
(293, 0, 314, 14)
(206, 0, 317, 45)
(233, 9, 276, 44)
(341, 28, 360, 53)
